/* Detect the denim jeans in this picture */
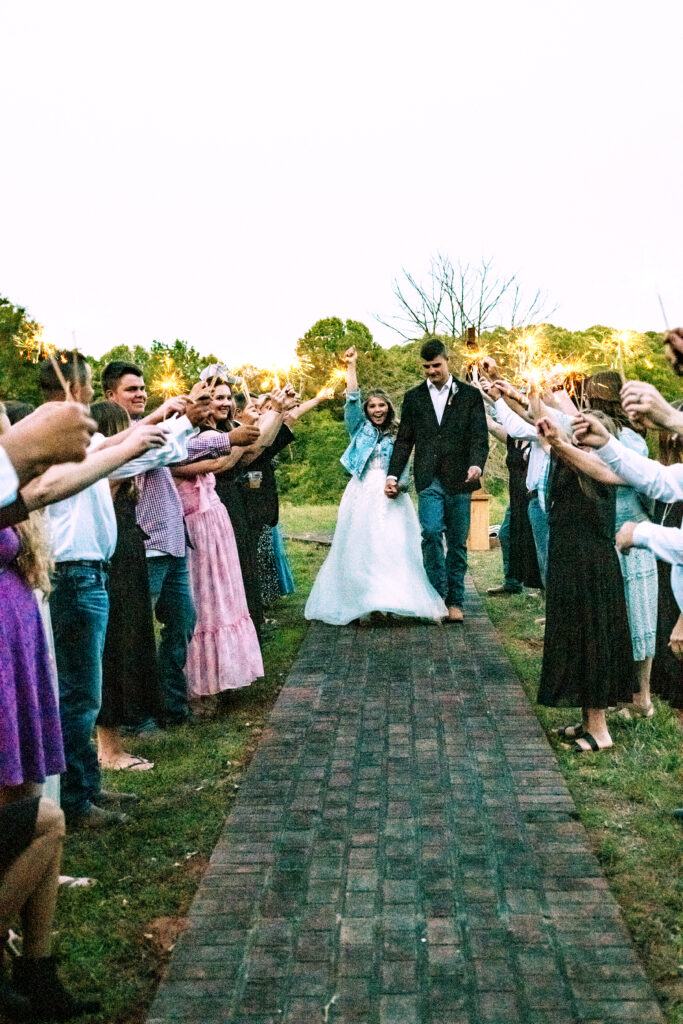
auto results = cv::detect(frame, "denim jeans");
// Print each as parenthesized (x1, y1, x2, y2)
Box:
(49, 563, 109, 817)
(417, 479, 471, 607)
(146, 555, 196, 724)
(527, 496, 549, 588)
(498, 504, 523, 593)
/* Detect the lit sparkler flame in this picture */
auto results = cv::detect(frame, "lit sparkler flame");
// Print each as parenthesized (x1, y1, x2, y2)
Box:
(317, 366, 347, 397)
(15, 332, 59, 364)
(150, 356, 187, 401)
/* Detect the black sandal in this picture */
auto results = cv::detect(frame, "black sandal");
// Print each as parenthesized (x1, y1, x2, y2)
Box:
(569, 732, 612, 754)
(554, 723, 584, 739)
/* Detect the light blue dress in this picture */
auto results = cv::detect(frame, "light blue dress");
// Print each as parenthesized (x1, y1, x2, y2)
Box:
(304, 400, 447, 626)
(615, 428, 658, 661)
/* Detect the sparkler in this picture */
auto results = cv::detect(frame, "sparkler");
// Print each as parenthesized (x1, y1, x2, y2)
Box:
(150, 355, 187, 401)
(317, 367, 347, 398)
(15, 331, 59, 364)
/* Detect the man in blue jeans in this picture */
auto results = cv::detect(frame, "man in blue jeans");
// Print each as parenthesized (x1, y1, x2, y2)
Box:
(40, 354, 178, 826)
(385, 339, 489, 622)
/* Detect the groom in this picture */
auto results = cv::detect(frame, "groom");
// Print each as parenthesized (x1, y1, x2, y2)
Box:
(385, 338, 489, 622)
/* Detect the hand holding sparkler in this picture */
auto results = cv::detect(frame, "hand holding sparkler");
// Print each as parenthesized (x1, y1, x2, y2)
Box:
(228, 421, 261, 447)
(342, 347, 357, 365)
(536, 416, 562, 445)
(571, 412, 611, 449)
(0, 402, 97, 480)
(145, 397, 188, 424)
(620, 380, 683, 433)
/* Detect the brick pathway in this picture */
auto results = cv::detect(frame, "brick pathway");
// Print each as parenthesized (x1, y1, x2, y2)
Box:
(147, 580, 664, 1024)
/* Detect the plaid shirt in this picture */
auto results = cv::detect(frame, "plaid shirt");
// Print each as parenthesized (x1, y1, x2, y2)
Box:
(136, 431, 232, 557)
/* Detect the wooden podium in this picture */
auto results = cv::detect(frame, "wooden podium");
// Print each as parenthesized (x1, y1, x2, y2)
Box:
(467, 489, 490, 550)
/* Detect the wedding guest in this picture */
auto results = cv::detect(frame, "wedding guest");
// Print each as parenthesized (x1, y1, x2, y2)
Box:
(0, 795, 100, 1020)
(90, 401, 161, 770)
(573, 409, 683, 715)
(484, 410, 540, 594)
(171, 410, 264, 705)
(40, 355, 186, 825)
(583, 373, 658, 718)
(102, 363, 227, 726)
(535, 414, 635, 751)
(209, 382, 264, 636)
(385, 338, 489, 623)
(649, 411, 683, 724)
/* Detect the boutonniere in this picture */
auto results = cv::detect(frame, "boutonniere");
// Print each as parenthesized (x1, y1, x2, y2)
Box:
(447, 382, 458, 406)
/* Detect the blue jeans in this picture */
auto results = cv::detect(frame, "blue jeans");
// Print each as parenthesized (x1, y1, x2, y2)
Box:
(418, 480, 471, 607)
(146, 555, 196, 724)
(527, 496, 549, 588)
(499, 504, 523, 593)
(50, 563, 109, 817)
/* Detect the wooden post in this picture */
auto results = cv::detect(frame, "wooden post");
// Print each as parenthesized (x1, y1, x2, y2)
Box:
(467, 490, 490, 550)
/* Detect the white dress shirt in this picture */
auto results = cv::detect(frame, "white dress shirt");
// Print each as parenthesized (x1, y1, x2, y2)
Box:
(597, 434, 683, 610)
(46, 417, 196, 563)
(0, 448, 19, 508)
(493, 399, 572, 510)
(427, 376, 454, 425)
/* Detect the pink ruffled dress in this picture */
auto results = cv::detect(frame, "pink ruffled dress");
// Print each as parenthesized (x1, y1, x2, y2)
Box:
(175, 474, 263, 696)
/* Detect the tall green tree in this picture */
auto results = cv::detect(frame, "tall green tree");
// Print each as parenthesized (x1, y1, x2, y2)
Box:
(296, 317, 378, 396)
(0, 297, 45, 405)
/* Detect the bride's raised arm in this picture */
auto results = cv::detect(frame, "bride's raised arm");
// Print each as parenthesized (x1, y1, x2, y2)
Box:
(344, 346, 358, 392)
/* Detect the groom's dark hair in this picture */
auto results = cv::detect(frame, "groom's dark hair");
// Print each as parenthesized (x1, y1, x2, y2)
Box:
(420, 338, 447, 361)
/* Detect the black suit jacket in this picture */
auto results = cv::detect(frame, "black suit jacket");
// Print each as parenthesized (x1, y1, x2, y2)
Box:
(387, 378, 489, 494)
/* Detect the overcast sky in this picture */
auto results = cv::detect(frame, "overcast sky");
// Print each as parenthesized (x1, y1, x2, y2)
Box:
(1, 0, 682, 366)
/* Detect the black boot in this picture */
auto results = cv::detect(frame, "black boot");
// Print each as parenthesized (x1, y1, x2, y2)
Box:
(0, 934, 31, 1021)
(12, 956, 101, 1020)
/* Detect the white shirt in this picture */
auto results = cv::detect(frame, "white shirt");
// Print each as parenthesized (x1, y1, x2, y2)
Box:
(46, 417, 196, 563)
(597, 434, 683, 611)
(0, 448, 19, 508)
(47, 435, 118, 562)
(105, 414, 196, 480)
(492, 399, 572, 511)
(427, 376, 454, 426)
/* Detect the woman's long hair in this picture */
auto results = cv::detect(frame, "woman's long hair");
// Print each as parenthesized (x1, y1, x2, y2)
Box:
(90, 401, 139, 503)
(584, 371, 632, 433)
(363, 389, 399, 437)
(0, 402, 52, 593)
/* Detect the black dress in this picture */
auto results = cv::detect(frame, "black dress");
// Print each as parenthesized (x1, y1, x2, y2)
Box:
(650, 499, 683, 709)
(506, 437, 542, 589)
(538, 457, 634, 709)
(98, 488, 162, 728)
(242, 425, 295, 609)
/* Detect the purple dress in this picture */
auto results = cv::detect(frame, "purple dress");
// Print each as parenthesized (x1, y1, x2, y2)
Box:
(0, 528, 65, 786)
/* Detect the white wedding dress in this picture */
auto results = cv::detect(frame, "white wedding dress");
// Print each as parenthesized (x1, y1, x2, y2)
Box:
(305, 449, 448, 625)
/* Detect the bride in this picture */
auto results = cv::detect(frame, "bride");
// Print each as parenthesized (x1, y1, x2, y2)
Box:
(305, 348, 447, 626)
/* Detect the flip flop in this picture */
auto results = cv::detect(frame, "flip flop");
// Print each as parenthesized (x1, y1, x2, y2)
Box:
(100, 756, 154, 771)
(59, 875, 97, 888)
(567, 732, 612, 754)
(553, 723, 585, 739)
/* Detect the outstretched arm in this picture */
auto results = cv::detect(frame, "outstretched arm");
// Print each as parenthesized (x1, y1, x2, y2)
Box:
(536, 417, 624, 486)
(574, 412, 683, 502)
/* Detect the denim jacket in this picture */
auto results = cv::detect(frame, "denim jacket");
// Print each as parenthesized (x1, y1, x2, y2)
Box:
(339, 391, 397, 479)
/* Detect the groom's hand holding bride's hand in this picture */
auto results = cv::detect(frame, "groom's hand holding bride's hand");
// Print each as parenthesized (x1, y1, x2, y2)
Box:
(465, 466, 482, 485)
(385, 477, 399, 499)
